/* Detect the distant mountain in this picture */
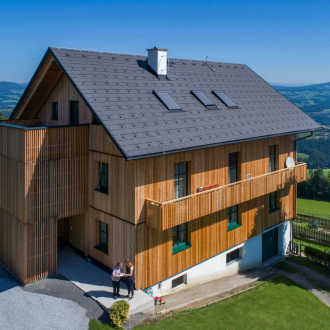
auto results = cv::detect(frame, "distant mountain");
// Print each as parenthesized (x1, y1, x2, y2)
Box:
(273, 82, 330, 127)
(0, 81, 26, 118)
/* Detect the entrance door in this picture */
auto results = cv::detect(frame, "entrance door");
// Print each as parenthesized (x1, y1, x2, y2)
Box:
(262, 228, 278, 263)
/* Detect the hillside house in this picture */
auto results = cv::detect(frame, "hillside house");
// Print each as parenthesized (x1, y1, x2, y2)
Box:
(0, 47, 320, 295)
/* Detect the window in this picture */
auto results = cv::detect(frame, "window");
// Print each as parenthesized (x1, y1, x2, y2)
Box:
(172, 223, 190, 254)
(96, 162, 109, 194)
(269, 192, 279, 213)
(213, 90, 238, 109)
(228, 205, 241, 231)
(229, 152, 239, 183)
(172, 274, 187, 288)
(191, 90, 218, 110)
(70, 100, 79, 125)
(269, 145, 278, 172)
(95, 221, 108, 254)
(154, 90, 181, 110)
(174, 162, 189, 199)
(226, 248, 241, 264)
(51, 102, 58, 120)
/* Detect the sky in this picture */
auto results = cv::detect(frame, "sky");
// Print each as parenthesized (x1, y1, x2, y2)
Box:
(1, 0, 330, 85)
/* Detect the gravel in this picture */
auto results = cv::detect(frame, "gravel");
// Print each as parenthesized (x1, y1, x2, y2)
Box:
(0, 265, 109, 330)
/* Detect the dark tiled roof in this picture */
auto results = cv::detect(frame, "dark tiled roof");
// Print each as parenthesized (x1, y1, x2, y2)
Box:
(50, 47, 321, 159)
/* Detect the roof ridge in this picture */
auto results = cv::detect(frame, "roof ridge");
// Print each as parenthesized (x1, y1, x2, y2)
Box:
(49, 47, 247, 67)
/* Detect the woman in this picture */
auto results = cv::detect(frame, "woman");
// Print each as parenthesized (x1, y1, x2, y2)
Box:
(124, 261, 135, 300)
(112, 262, 122, 298)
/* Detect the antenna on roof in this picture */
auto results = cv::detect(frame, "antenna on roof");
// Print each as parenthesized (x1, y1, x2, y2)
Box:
(204, 55, 214, 72)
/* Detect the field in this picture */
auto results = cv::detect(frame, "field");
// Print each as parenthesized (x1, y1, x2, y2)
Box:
(297, 198, 330, 219)
(135, 276, 330, 330)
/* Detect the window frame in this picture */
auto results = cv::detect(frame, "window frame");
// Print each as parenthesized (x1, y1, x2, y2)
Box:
(95, 221, 108, 254)
(174, 161, 189, 199)
(172, 223, 190, 254)
(228, 205, 241, 231)
(51, 101, 58, 121)
(269, 191, 279, 213)
(226, 248, 242, 264)
(228, 152, 240, 184)
(96, 162, 109, 194)
(269, 145, 278, 172)
(69, 100, 79, 125)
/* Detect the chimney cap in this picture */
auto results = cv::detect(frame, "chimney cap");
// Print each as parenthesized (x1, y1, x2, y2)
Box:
(147, 46, 168, 52)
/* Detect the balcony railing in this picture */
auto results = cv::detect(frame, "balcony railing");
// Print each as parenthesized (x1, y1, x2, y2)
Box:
(146, 162, 307, 231)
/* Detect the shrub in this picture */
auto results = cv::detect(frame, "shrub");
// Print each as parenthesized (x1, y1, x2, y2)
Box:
(109, 300, 130, 328)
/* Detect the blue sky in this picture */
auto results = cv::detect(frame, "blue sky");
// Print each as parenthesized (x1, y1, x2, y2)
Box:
(1, 0, 330, 85)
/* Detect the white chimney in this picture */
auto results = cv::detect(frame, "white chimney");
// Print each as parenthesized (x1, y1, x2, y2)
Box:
(147, 46, 168, 77)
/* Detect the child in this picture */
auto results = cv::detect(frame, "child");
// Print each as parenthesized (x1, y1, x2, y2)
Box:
(112, 262, 122, 298)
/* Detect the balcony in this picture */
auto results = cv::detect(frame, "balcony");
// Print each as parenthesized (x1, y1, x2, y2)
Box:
(146, 162, 307, 231)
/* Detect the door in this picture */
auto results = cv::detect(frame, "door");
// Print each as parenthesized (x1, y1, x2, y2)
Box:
(262, 228, 278, 263)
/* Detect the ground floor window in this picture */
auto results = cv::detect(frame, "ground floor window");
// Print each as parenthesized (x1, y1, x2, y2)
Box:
(172, 274, 187, 288)
(95, 221, 108, 254)
(228, 205, 241, 231)
(172, 223, 190, 254)
(226, 248, 242, 264)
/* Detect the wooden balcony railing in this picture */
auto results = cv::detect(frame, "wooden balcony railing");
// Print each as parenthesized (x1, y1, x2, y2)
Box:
(146, 162, 307, 231)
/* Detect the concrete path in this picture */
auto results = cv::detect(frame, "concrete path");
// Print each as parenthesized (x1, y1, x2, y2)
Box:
(277, 269, 330, 307)
(156, 268, 275, 314)
(285, 259, 330, 289)
(58, 247, 154, 315)
(0, 270, 89, 330)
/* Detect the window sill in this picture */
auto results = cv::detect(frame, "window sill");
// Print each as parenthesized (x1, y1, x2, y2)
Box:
(94, 245, 108, 255)
(172, 243, 191, 255)
(227, 223, 242, 231)
(95, 188, 108, 195)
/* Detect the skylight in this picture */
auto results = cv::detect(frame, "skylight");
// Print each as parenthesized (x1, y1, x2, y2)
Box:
(191, 90, 218, 110)
(213, 91, 238, 109)
(154, 90, 181, 110)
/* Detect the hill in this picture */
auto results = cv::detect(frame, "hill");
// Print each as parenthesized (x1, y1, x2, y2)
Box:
(0, 81, 26, 118)
(274, 82, 330, 127)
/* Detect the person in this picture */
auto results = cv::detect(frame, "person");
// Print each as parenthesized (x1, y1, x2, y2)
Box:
(124, 260, 135, 300)
(112, 262, 122, 298)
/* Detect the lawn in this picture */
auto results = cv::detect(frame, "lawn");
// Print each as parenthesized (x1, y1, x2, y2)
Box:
(293, 238, 330, 253)
(136, 277, 330, 330)
(297, 198, 330, 219)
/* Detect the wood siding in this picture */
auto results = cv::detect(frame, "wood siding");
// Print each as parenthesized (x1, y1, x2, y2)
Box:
(0, 125, 89, 283)
(37, 74, 93, 125)
(134, 135, 297, 289)
(146, 162, 306, 230)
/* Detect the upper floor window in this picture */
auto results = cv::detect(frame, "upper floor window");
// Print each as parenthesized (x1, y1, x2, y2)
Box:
(51, 102, 58, 120)
(228, 205, 241, 231)
(70, 100, 79, 125)
(174, 162, 189, 199)
(95, 220, 108, 254)
(229, 152, 240, 183)
(96, 162, 108, 194)
(269, 145, 278, 172)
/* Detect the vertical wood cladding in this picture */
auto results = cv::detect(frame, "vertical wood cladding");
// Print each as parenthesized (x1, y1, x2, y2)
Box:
(134, 135, 296, 289)
(0, 125, 88, 283)
(37, 74, 93, 125)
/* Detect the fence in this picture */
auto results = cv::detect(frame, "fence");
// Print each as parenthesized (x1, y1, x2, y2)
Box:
(293, 222, 330, 247)
(289, 241, 330, 270)
(296, 214, 330, 230)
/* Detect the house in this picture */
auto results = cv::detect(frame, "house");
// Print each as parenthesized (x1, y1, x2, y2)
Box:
(0, 47, 320, 295)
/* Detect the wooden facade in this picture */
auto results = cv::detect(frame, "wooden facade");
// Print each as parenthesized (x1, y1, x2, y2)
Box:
(1, 54, 308, 289)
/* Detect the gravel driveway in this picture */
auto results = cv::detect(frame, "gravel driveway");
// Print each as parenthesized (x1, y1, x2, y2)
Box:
(0, 265, 106, 330)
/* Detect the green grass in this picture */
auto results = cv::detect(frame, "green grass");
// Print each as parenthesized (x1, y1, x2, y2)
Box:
(89, 319, 113, 330)
(297, 198, 330, 219)
(137, 277, 330, 330)
(288, 256, 330, 278)
(293, 238, 330, 253)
